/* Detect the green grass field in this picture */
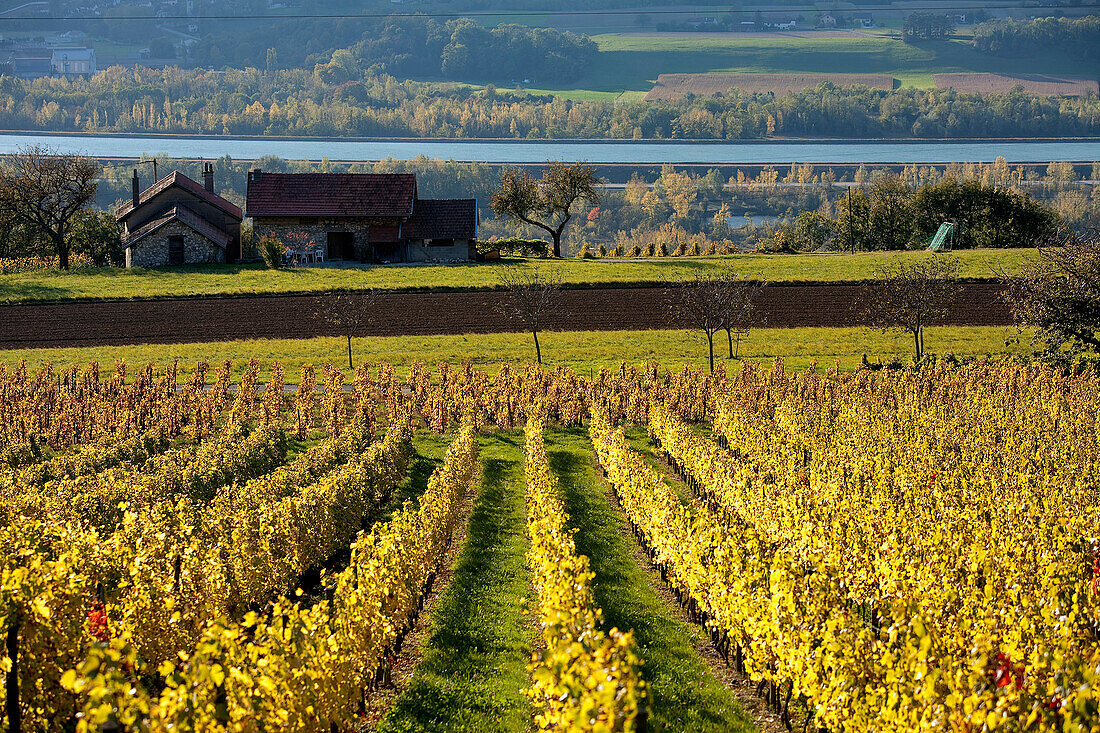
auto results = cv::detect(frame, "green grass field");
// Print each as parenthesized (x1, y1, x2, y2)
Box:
(378, 430, 536, 732)
(531, 33, 1099, 96)
(0, 326, 1031, 380)
(0, 250, 1030, 304)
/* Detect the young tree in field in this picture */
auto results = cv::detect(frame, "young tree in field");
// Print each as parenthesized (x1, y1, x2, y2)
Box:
(496, 265, 562, 364)
(719, 274, 763, 359)
(856, 257, 962, 362)
(672, 273, 730, 372)
(491, 161, 601, 258)
(1007, 229, 1100, 355)
(0, 147, 98, 269)
(316, 288, 375, 370)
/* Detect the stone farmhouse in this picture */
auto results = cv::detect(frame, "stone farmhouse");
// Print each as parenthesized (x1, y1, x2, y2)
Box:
(116, 164, 244, 268)
(246, 171, 478, 263)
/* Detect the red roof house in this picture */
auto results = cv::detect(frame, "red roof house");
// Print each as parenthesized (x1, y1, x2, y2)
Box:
(246, 171, 477, 263)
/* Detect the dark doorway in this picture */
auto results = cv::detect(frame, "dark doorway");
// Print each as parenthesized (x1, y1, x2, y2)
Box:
(372, 241, 401, 263)
(167, 236, 185, 265)
(327, 231, 355, 260)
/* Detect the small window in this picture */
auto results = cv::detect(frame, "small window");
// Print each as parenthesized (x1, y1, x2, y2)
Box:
(167, 236, 185, 265)
(428, 238, 455, 248)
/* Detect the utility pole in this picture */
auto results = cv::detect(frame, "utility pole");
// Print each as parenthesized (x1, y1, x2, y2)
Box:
(847, 187, 855, 252)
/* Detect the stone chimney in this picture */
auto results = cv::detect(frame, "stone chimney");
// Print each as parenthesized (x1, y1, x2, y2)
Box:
(203, 162, 214, 193)
(131, 170, 140, 208)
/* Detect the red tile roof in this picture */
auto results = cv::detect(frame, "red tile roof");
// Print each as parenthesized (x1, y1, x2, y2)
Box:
(116, 171, 243, 221)
(404, 199, 478, 240)
(122, 205, 230, 250)
(246, 172, 417, 218)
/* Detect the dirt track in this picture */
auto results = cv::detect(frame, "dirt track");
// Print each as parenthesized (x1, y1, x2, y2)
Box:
(0, 282, 1012, 349)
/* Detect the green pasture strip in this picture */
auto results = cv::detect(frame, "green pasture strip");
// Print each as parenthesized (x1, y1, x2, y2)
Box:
(557, 33, 1097, 93)
(546, 427, 755, 732)
(0, 250, 1032, 303)
(0, 326, 1030, 380)
(377, 431, 534, 733)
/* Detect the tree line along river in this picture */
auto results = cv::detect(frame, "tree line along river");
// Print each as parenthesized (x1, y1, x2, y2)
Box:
(2, 133, 1100, 164)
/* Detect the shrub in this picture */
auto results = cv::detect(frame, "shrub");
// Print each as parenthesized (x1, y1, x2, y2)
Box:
(476, 237, 549, 257)
(259, 234, 284, 269)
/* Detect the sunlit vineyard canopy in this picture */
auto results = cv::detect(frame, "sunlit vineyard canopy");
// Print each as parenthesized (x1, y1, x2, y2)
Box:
(0, 358, 1097, 732)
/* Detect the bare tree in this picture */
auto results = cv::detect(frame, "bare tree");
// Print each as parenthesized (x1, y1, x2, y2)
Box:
(496, 265, 562, 364)
(316, 289, 375, 370)
(0, 146, 98, 269)
(856, 256, 962, 362)
(719, 274, 763, 359)
(491, 161, 601, 258)
(1006, 228, 1100, 355)
(672, 273, 730, 372)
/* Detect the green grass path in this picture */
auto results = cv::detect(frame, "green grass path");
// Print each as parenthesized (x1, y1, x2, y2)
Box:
(546, 427, 755, 733)
(377, 431, 535, 733)
(0, 326, 1028, 380)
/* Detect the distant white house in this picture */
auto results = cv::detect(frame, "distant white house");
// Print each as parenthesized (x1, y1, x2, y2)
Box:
(776, 20, 796, 30)
(818, 13, 837, 27)
(51, 47, 95, 75)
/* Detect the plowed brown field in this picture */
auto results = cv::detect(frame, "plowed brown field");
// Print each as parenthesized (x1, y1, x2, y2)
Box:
(933, 73, 1098, 96)
(645, 73, 895, 100)
(0, 282, 1011, 349)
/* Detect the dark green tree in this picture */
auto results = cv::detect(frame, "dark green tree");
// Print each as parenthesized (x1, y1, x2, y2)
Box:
(71, 210, 123, 267)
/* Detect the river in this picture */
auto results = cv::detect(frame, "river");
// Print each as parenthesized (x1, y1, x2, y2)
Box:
(1, 132, 1099, 163)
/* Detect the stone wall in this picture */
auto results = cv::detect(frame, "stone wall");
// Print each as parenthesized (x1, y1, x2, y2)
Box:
(126, 220, 225, 268)
(123, 187, 242, 261)
(252, 217, 377, 262)
(407, 238, 473, 263)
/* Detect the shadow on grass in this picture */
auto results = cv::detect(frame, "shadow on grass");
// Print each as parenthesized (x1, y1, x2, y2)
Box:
(377, 432, 533, 733)
(303, 437, 446, 598)
(0, 281, 73, 303)
(547, 427, 754, 733)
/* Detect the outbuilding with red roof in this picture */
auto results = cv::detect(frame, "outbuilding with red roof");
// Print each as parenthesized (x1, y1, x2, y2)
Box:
(246, 170, 478, 264)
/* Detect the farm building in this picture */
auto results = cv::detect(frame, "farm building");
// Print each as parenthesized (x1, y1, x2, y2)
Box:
(246, 171, 478, 263)
(116, 165, 243, 268)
